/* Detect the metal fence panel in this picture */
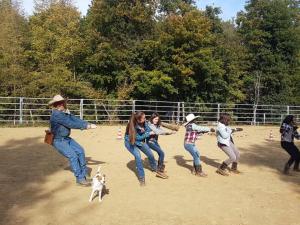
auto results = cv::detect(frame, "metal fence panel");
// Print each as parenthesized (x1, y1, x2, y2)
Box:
(0, 97, 299, 125)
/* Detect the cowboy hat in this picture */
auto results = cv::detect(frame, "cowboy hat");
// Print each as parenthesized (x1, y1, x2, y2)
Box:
(48, 95, 66, 106)
(183, 113, 200, 126)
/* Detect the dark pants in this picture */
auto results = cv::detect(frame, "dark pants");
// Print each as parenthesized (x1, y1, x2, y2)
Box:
(281, 141, 300, 169)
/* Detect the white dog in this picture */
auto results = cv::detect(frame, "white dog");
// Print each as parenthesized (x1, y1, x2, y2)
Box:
(89, 166, 106, 202)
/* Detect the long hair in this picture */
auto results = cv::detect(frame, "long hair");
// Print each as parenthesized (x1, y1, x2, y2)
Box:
(126, 111, 145, 144)
(281, 115, 294, 126)
(218, 113, 231, 126)
(149, 112, 161, 126)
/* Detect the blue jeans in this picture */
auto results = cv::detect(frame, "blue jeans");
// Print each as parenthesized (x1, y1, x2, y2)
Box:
(125, 141, 157, 179)
(184, 143, 201, 166)
(148, 140, 165, 166)
(53, 137, 87, 183)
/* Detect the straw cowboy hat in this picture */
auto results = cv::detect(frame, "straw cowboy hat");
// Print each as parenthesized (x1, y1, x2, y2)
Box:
(48, 95, 66, 106)
(183, 113, 200, 126)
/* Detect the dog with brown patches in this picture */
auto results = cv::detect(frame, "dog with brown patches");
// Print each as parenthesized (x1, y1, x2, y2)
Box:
(89, 166, 106, 202)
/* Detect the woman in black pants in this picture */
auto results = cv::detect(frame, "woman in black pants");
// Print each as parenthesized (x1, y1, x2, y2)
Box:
(280, 115, 300, 174)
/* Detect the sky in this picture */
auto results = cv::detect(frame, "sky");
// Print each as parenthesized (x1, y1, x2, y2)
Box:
(22, 0, 247, 21)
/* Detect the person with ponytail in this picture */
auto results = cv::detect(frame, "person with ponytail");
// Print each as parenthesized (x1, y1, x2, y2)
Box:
(280, 115, 300, 174)
(124, 112, 162, 186)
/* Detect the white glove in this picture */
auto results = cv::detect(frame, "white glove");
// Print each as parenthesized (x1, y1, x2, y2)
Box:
(89, 124, 97, 129)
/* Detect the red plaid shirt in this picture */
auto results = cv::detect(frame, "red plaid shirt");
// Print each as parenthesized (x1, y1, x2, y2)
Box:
(184, 124, 200, 143)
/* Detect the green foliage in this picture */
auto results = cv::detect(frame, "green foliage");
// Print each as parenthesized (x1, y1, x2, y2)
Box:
(237, 0, 300, 104)
(0, 0, 29, 96)
(0, 0, 299, 105)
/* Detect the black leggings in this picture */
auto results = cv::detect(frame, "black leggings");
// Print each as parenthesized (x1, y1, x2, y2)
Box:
(281, 141, 300, 169)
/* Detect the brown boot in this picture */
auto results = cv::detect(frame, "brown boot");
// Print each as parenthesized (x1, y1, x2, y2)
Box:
(156, 162, 168, 179)
(156, 170, 168, 179)
(158, 162, 167, 173)
(161, 164, 167, 173)
(216, 162, 229, 176)
(194, 165, 207, 177)
(230, 162, 242, 174)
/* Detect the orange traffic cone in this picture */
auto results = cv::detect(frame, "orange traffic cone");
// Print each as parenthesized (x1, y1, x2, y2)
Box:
(117, 127, 122, 140)
(269, 130, 274, 141)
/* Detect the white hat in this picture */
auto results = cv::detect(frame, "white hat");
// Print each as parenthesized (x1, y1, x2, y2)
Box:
(183, 114, 200, 126)
(48, 95, 66, 106)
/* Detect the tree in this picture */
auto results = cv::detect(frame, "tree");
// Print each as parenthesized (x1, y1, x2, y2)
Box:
(27, 0, 99, 98)
(237, 0, 300, 104)
(0, 0, 29, 96)
(81, 0, 157, 98)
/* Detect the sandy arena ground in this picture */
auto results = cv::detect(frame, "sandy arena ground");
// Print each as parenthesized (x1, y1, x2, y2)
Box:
(0, 126, 299, 225)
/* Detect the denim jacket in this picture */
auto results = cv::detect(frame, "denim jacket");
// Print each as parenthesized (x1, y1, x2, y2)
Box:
(125, 123, 151, 147)
(50, 109, 88, 139)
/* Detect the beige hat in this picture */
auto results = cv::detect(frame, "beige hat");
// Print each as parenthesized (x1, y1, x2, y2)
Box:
(48, 95, 66, 106)
(183, 113, 200, 126)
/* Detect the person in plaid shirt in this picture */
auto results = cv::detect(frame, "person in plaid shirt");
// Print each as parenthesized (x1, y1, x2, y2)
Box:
(183, 114, 215, 177)
(280, 115, 300, 174)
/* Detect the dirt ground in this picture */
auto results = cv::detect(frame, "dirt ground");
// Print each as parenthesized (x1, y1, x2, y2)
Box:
(0, 125, 299, 225)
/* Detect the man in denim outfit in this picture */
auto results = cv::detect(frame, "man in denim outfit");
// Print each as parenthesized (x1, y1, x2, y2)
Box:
(49, 95, 97, 186)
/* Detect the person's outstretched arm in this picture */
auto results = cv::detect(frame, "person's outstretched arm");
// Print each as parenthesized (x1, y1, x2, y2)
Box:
(52, 111, 89, 130)
(192, 124, 211, 133)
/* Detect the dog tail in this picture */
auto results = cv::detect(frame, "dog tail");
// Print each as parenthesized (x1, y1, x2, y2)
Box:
(97, 166, 101, 173)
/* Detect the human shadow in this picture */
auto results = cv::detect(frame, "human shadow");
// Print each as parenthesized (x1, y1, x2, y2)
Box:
(126, 159, 154, 179)
(0, 137, 69, 225)
(201, 156, 221, 169)
(174, 155, 193, 172)
(240, 140, 300, 192)
(64, 157, 106, 177)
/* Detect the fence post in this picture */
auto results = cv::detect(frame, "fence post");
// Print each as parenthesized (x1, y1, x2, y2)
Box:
(80, 99, 83, 119)
(177, 102, 180, 123)
(182, 102, 185, 123)
(132, 100, 136, 113)
(94, 101, 98, 123)
(287, 105, 290, 115)
(263, 113, 266, 124)
(217, 103, 220, 121)
(19, 97, 23, 125)
(253, 104, 257, 125)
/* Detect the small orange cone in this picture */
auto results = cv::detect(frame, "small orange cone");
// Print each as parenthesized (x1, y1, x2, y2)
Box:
(117, 127, 122, 140)
(269, 130, 274, 141)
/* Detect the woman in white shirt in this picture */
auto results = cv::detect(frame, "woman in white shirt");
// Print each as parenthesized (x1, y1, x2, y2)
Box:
(216, 113, 243, 176)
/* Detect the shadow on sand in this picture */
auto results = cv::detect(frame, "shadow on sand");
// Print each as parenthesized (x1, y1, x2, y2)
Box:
(0, 137, 104, 225)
